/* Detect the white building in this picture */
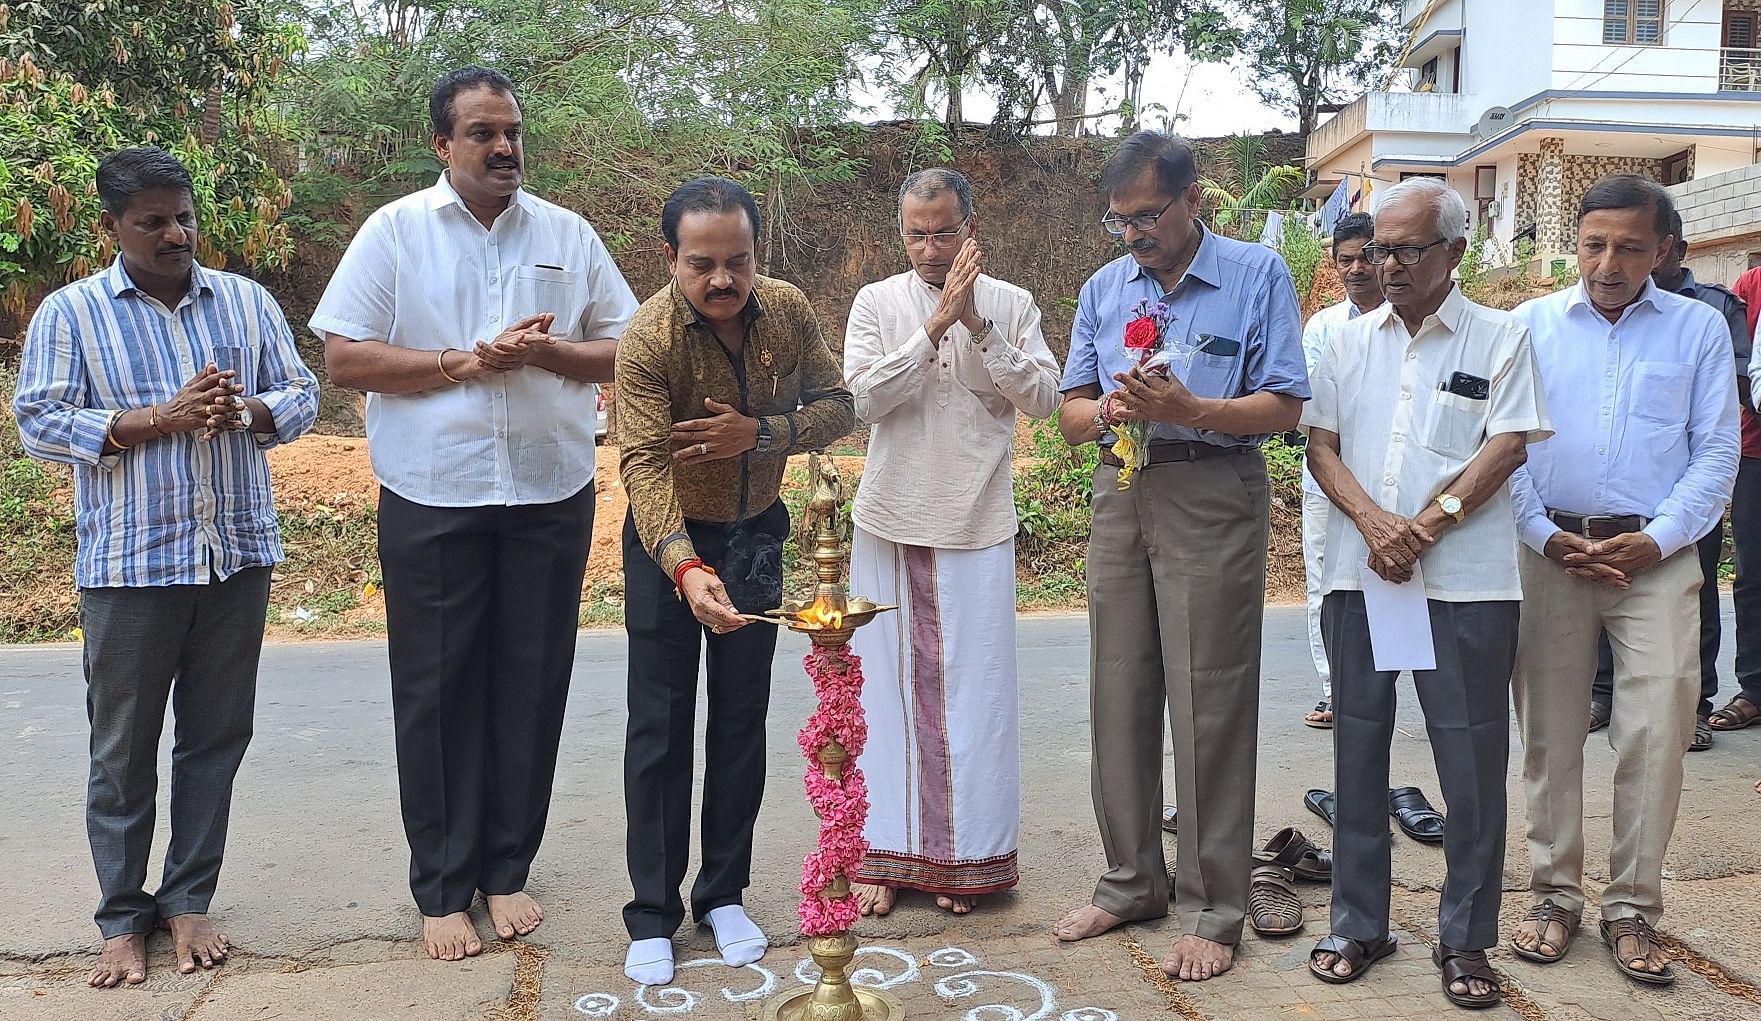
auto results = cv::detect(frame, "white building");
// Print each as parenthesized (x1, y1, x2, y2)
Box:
(1307, 0, 1761, 254)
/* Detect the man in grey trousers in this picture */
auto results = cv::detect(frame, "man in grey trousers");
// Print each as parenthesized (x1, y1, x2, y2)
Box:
(12, 147, 319, 988)
(1301, 178, 1550, 1009)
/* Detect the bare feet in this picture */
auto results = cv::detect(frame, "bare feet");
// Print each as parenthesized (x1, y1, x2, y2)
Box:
(936, 894, 977, 914)
(854, 883, 896, 916)
(423, 912, 484, 961)
(1053, 904, 1128, 942)
(486, 891, 544, 940)
(165, 914, 230, 974)
(87, 933, 147, 988)
(1614, 932, 1672, 976)
(1162, 934, 1234, 982)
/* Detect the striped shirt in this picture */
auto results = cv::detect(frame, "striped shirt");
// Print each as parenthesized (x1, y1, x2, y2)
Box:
(13, 259, 320, 588)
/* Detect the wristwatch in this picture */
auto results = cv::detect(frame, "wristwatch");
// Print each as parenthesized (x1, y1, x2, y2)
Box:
(233, 396, 253, 431)
(969, 318, 994, 346)
(1435, 492, 1464, 523)
(755, 417, 773, 453)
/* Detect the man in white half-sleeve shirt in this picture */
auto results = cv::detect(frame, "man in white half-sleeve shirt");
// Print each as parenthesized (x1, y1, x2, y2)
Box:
(844, 168, 1062, 919)
(1506, 175, 1738, 986)
(311, 66, 637, 963)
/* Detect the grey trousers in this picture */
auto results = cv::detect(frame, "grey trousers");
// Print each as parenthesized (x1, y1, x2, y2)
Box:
(1322, 591, 1517, 952)
(1086, 452, 1268, 945)
(80, 567, 271, 939)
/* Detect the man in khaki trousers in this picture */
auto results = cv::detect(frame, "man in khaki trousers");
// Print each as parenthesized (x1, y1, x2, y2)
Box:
(1052, 131, 1307, 982)
(1507, 175, 1738, 985)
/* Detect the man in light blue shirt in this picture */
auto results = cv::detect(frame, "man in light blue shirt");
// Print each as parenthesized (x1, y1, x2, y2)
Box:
(1051, 131, 1307, 983)
(14, 147, 318, 989)
(1506, 175, 1738, 986)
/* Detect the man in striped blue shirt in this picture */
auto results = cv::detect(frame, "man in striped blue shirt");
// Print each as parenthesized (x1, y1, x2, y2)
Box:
(13, 147, 318, 990)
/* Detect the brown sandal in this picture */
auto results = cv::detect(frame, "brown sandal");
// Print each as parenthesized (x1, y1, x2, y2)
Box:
(1510, 897, 1581, 963)
(1600, 917, 1676, 985)
(1255, 827, 1333, 882)
(1308, 932, 1397, 983)
(1248, 865, 1303, 937)
(1709, 695, 1761, 731)
(1433, 946, 1502, 1009)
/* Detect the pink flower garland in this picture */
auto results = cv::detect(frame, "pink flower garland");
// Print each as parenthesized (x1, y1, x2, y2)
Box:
(796, 645, 871, 936)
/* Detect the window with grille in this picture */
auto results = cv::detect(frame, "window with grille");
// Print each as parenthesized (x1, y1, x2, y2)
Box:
(1605, 0, 1664, 44)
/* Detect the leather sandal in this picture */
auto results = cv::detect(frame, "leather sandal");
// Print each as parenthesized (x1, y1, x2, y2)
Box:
(1709, 694, 1760, 731)
(1509, 897, 1580, 964)
(1308, 932, 1397, 984)
(1303, 789, 1337, 830)
(1254, 827, 1333, 881)
(1433, 946, 1502, 1009)
(1389, 786, 1445, 844)
(1588, 699, 1611, 733)
(1304, 698, 1334, 729)
(1600, 916, 1676, 985)
(1691, 714, 1714, 752)
(1248, 865, 1303, 937)
(1161, 805, 1178, 834)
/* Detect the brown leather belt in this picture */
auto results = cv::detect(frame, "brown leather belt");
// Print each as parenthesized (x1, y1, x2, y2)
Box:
(1099, 440, 1246, 468)
(1547, 510, 1650, 539)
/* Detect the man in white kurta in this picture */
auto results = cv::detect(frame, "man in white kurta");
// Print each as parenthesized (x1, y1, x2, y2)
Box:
(845, 169, 1062, 915)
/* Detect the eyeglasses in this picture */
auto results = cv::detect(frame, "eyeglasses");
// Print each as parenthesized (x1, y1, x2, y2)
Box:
(1362, 239, 1448, 266)
(900, 219, 971, 249)
(1101, 196, 1178, 237)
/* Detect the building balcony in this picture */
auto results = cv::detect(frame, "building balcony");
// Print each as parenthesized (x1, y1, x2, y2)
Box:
(1721, 47, 1761, 91)
(1308, 91, 1479, 166)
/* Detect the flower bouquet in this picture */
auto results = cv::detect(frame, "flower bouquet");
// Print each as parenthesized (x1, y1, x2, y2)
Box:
(1109, 298, 1188, 490)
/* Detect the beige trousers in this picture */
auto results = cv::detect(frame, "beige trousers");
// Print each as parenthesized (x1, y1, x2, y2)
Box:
(1511, 546, 1700, 925)
(1085, 452, 1268, 944)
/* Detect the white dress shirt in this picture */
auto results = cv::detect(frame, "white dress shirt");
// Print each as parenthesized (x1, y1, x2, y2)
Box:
(1301, 287, 1551, 601)
(1299, 298, 1379, 497)
(846, 270, 1062, 550)
(1511, 281, 1739, 558)
(310, 172, 638, 506)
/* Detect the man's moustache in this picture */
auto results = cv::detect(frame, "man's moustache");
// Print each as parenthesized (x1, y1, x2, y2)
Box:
(707, 289, 739, 300)
(1128, 241, 1157, 253)
(487, 160, 520, 170)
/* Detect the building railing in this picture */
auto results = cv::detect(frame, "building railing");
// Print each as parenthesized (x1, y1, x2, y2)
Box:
(1720, 47, 1761, 91)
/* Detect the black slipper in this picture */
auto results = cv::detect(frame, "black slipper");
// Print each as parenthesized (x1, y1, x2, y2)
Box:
(1303, 788, 1336, 830)
(1389, 786, 1445, 844)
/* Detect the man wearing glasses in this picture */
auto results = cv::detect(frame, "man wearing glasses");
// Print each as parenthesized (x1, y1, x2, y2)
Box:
(1052, 131, 1307, 982)
(842, 168, 1062, 919)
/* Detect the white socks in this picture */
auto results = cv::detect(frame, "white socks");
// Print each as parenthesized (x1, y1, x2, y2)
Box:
(624, 938, 675, 986)
(704, 905, 768, 968)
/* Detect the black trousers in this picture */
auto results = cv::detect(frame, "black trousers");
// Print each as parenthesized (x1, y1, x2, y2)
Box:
(1732, 457, 1761, 707)
(1322, 592, 1518, 952)
(80, 568, 271, 938)
(622, 499, 787, 940)
(378, 484, 593, 917)
(1592, 521, 1723, 717)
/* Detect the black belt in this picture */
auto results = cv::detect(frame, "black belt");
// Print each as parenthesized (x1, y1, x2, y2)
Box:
(1547, 510, 1650, 539)
(1099, 440, 1246, 468)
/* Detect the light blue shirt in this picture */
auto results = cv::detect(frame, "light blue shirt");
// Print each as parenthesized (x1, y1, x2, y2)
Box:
(1509, 280, 1739, 559)
(14, 259, 320, 588)
(1060, 223, 1309, 446)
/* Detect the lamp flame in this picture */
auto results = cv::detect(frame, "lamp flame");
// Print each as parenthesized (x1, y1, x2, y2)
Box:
(794, 599, 845, 631)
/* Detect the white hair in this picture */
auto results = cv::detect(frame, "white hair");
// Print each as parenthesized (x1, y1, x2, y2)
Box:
(1377, 176, 1468, 243)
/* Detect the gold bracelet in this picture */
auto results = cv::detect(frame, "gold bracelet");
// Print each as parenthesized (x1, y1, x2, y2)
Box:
(105, 410, 132, 450)
(437, 348, 466, 385)
(148, 403, 167, 436)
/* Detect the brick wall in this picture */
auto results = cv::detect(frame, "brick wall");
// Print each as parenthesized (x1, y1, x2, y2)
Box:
(1671, 162, 1761, 285)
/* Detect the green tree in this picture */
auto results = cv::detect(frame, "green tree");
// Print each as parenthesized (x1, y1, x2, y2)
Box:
(1229, 0, 1402, 136)
(0, 1, 303, 320)
(881, 0, 1011, 126)
(1198, 132, 1303, 239)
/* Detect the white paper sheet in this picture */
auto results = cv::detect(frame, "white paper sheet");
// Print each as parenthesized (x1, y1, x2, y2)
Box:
(1360, 561, 1437, 672)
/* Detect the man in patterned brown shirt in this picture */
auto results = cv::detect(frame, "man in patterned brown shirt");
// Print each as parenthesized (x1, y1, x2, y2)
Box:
(615, 176, 853, 987)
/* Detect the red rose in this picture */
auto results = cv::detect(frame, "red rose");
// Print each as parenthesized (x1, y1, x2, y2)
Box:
(1124, 316, 1158, 349)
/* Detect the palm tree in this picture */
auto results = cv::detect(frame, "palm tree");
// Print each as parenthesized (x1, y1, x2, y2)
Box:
(1199, 134, 1305, 241)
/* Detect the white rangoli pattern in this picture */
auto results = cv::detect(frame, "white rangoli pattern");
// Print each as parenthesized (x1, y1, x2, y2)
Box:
(573, 944, 1119, 1019)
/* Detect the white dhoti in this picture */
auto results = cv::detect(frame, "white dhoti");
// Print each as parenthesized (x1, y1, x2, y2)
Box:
(850, 526, 1020, 895)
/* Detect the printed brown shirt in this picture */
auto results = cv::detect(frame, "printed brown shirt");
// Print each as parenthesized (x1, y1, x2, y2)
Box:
(616, 275, 854, 577)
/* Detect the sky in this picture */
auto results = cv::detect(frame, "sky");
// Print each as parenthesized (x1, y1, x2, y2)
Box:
(852, 50, 1297, 139)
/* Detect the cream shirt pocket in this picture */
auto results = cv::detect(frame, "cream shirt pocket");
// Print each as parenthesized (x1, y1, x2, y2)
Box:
(509, 266, 586, 335)
(1630, 361, 1693, 427)
(1422, 391, 1488, 460)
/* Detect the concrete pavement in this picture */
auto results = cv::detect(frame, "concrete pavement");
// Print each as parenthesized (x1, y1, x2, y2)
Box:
(2, 607, 1760, 1020)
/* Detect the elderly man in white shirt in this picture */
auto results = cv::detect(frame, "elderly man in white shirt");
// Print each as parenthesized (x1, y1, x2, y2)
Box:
(1298, 211, 1384, 728)
(1301, 178, 1550, 1010)
(1507, 175, 1738, 986)
(844, 168, 1061, 918)
(311, 67, 637, 962)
